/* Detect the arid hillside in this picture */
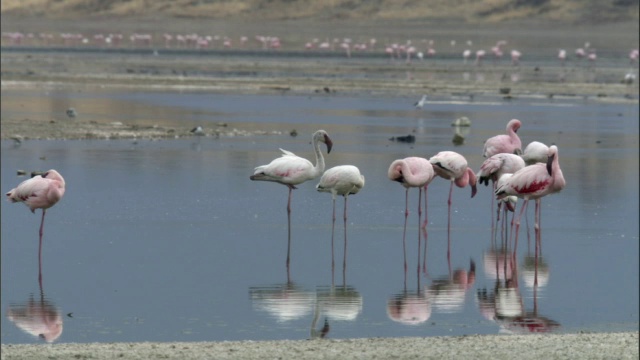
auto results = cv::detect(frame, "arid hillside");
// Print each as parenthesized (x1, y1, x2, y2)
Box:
(1, 0, 638, 24)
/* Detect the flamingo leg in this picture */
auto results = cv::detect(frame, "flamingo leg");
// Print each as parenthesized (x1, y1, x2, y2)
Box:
(421, 226, 428, 275)
(513, 199, 528, 256)
(417, 188, 422, 274)
(38, 209, 46, 285)
(447, 181, 453, 261)
(286, 187, 292, 271)
(343, 196, 348, 277)
(331, 197, 336, 274)
(422, 185, 428, 228)
(402, 188, 409, 273)
(492, 181, 497, 223)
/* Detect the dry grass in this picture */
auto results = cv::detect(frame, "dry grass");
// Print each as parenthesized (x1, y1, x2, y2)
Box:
(1, 0, 638, 23)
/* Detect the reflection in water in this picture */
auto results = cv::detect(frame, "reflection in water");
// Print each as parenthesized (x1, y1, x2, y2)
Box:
(387, 291, 431, 326)
(427, 260, 476, 314)
(6, 268, 63, 343)
(317, 285, 363, 322)
(387, 227, 432, 325)
(478, 240, 560, 333)
(521, 254, 549, 288)
(249, 283, 316, 322)
(6, 295, 63, 343)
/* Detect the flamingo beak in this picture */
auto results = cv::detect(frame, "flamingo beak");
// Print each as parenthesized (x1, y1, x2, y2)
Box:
(470, 183, 477, 198)
(506, 201, 516, 212)
(324, 135, 333, 153)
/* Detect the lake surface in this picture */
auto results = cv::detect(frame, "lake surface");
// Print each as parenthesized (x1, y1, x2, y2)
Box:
(1, 89, 638, 344)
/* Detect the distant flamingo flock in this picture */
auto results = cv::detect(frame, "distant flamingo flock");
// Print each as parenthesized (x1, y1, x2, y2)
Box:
(2, 30, 637, 69)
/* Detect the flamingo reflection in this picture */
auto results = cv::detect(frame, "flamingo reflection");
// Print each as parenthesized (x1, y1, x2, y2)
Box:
(387, 238, 431, 326)
(427, 259, 476, 314)
(478, 242, 559, 333)
(249, 282, 316, 323)
(6, 265, 63, 343)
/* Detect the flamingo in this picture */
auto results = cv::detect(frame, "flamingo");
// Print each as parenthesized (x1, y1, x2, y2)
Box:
(521, 141, 549, 165)
(6, 169, 66, 282)
(495, 145, 566, 252)
(476, 153, 525, 222)
(429, 151, 477, 258)
(250, 130, 333, 268)
(316, 165, 365, 273)
(477, 153, 526, 188)
(414, 95, 428, 109)
(511, 50, 522, 66)
(482, 119, 522, 158)
(388, 157, 435, 271)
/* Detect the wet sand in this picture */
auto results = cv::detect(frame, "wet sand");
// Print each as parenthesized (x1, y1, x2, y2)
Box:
(1, 332, 638, 359)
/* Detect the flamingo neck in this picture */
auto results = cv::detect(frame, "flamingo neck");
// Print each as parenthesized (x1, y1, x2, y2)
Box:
(312, 136, 325, 177)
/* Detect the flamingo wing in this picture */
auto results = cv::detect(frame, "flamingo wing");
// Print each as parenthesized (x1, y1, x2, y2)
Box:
(6, 176, 52, 212)
(496, 163, 550, 199)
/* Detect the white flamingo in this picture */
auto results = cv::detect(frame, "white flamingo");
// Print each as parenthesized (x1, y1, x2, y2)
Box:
(251, 130, 333, 268)
(316, 165, 365, 273)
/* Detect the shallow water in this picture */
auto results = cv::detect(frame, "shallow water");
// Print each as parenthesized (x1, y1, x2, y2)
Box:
(1, 89, 638, 343)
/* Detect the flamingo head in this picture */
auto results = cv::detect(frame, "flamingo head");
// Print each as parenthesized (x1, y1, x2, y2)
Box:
(314, 130, 333, 153)
(507, 119, 522, 133)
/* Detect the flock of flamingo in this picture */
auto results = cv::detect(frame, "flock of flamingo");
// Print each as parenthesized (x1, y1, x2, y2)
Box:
(3, 30, 639, 67)
(5, 115, 566, 277)
(247, 116, 566, 273)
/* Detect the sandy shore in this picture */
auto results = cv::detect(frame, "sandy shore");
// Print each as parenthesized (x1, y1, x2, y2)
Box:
(1, 332, 638, 359)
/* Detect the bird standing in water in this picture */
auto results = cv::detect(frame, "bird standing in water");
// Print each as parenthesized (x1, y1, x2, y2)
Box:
(6, 169, 66, 283)
(317, 165, 365, 274)
(251, 130, 333, 270)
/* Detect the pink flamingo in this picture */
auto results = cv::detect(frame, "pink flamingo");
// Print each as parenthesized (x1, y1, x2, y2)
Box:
(388, 157, 435, 271)
(477, 153, 526, 188)
(462, 49, 471, 64)
(558, 49, 567, 66)
(511, 50, 522, 66)
(482, 119, 522, 158)
(6, 170, 66, 282)
(630, 49, 639, 64)
(429, 151, 477, 258)
(316, 165, 365, 274)
(495, 145, 566, 252)
(477, 153, 525, 221)
(250, 130, 333, 269)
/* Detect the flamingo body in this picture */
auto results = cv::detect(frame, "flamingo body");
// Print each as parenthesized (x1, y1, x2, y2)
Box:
(496, 173, 518, 213)
(521, 141, 549, 165)
(250, 130, 333, 188)
(429, 151, 477, 197)
(388, 157, 435, 189)
(6, 170, 66, 213)
(316, 165, 365, 199)
(476, 153, 525, 187)
(483, 119, 522, 158)
(495, 145, 565, 201)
